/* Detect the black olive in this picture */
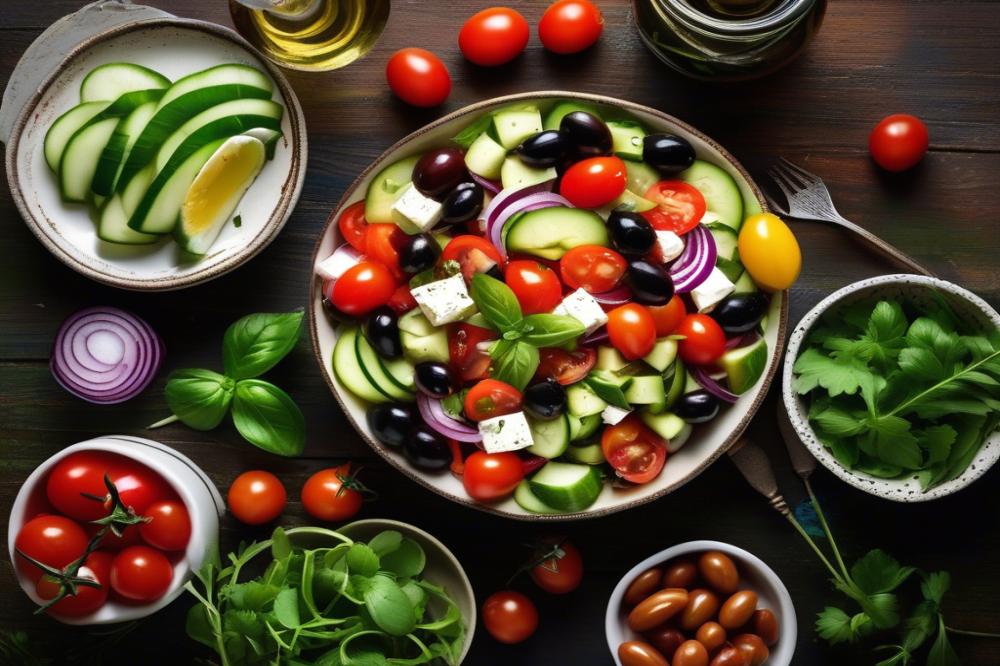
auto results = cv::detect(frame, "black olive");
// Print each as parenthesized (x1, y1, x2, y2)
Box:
(367, 403, 414, 447)
(608, 211, 656, 257)
(516, 130, 571, 168)
(403, 427, 452, 471)
(413, 147, 468, 198)
(560, 111, 612, 158)
(414, 361, 455, 398)
(441, 182, 484, 225)
(676, 390, 720, 423)
(523, 380, 567, 420)
(627, 260, 675, 305)
(642, 134, 696, 175)
(399, 233, 440, 274)
(364, 306, 403, 358)
(710, 293, 770, 335)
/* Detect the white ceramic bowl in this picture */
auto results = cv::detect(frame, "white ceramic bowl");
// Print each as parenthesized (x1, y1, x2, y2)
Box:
(605, 540, 797, 666)
(7, 435, 224, 624)
(782, 274, 1000, 502)
(309, 92, 788, 520)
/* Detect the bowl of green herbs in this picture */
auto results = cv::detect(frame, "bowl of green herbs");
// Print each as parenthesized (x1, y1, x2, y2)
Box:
(783, 274, 1000, 501)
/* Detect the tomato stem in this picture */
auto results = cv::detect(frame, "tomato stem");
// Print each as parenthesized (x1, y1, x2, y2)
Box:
(147, 414, 180, 429)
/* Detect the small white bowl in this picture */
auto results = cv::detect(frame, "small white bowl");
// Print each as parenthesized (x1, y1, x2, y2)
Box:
(782, 274, 1000, 502)
(7, 435, 224, 624)
(605, 540, 797, 666)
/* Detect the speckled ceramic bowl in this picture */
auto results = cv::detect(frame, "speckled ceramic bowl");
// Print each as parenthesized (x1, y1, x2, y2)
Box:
(782, 274, 1000, 501)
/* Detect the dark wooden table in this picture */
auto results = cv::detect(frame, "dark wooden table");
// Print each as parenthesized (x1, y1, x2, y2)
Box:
(2, 1, 999, 664)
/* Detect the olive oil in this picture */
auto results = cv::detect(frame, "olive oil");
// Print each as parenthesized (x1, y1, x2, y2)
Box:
(229, 0, 390, 72)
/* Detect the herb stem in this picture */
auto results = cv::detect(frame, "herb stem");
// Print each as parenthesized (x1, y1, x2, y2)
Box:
(887, 349, 1000, 418)
(147, 414, 180, 429)
(945, 626, 1000, 639)
(804, 478, 852, 581)
(785, 512, 847, 586)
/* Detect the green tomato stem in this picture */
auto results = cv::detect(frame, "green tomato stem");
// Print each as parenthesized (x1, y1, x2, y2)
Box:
(147, 414, 180, 429)
(804, 478, 852, 582)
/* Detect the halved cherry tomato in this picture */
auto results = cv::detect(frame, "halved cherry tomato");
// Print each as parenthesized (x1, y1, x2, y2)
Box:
(482, 590, 539, 644)
(442, 236, 504, 283)
(387, 284, 418, 314)
(536, 347, 597, 385)
(385, 48, 451, 107)
(462, 451, 524, 501)
(607, 303, 657, 360)
(648, 294, 687, 336)
(15, 515, 89, 583)
(539, 0, 604, 55)
(337, 201, 369, 253)
(505, 260, 563, 314)
(365, 223, 407, 279)
(869, 113, 928, 172)
(301, 463, 363, 522)
(36, 551, 113, 618)
(448, 323, 496, 382)
(459, 7, 530, 67)
(139, 500, 191, 551)
(642, 181, 706, 234)
(676, 313, 727, 365)
(560, 157, 627, 209)
(227, 470, 287, 525)
(601, 415, 667, 484)
(332, 261, 398, 316)
(529, 540, 584, 594)
(560, 245, 627, 293)
(110, 545, 173, 602)
(464, 379, 523, 421)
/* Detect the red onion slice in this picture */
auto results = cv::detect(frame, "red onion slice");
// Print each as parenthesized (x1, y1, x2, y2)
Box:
(690, 366, 739, 403)
(670, 225, 717, 293)
(417, 394, 483, 443)
(487, 191, 569, 259)
(520, 455, 548, 475)
(580, 326, 610, 346)
(591, 285, 633, 306)
(725, 330, 761, 350)
(470, 172, 502, 195)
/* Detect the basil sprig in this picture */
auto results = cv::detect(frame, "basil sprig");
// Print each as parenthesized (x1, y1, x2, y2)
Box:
(150, 311, 305, 456)
(470, 274, 583, 390)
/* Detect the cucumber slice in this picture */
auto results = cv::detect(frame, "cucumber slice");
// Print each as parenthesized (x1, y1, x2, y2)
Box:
(625, 160, 660, 195)
(720, 337, 768, 394)
(596, 346, 630, 373)
(705, 222, 739, 261)
(333, 328, 388, 403)
(543, 101, 601, 131)
(44, 101, 109, 172)
(80, 63, 169, 103)
(680, 160, 744, 231)
(574, 413, 602, 441)
(243, 127, 283, 160)
(505, 207, 609, 260)
(59, 118, 120, 202)
(398, 309, 449, 363)
(641, 411, 686, 441)
(381, 355, 416, 393)
(732, 270, 758, 295)
(528, 462, 603, 512)
(567, 413, 582, 440)
(464, 132, 507, 180)
(666, 423, 693, 453)
(526, 414, 571, 459)
(565, 441, 605, 465)
(492, 105, 543, 149)
(96, 196, 161, 245)
(365, 155, 420, 224)
(643, 339, 678, 373)
(514, 480, 560, 514)
(566, 383, 607, 417)
(500, 156, 556, 190)
(611, 189, 656, 213)
(157, 63, 272, 110)
(355, 327, 413, 401)
(608, 120, 646, 161)
(716, 256, 745, 283)
(585, 372, 631, 409)
(665, 362, 686, 408)
(624, 375, 666, 405)
(91, 100, 158, 198)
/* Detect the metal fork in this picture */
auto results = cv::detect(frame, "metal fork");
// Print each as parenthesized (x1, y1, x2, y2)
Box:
(765, 158, 935, 277)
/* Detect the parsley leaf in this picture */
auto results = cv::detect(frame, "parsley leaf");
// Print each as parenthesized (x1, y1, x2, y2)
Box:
(793, 347, 878, 397)
(816, 607, 856, 644)
(927, 616, 961, 666)
(851, 550, 916, 595)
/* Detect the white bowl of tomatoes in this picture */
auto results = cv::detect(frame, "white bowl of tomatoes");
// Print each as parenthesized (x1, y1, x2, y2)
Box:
(7, 435, 224, 624)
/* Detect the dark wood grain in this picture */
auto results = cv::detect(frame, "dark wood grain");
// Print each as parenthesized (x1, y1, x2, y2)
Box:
(2, 1, 999, 664)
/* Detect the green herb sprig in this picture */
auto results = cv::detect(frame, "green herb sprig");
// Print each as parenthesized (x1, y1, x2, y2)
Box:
(149, 311, 305, 457)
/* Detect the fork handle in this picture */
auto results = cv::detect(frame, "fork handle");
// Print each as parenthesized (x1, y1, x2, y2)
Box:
(830, 216, 936, 277)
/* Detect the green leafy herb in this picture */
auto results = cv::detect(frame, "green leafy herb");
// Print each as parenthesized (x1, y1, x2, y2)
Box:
(163, 369, 235, 430)
(489, 339, 539, 390)
(520, 313, 585, 348)
(231, 379, 305, 456)
(233, 215, 242, 228)
(470, 273, 523, 332)
(223, 311, 303, 380)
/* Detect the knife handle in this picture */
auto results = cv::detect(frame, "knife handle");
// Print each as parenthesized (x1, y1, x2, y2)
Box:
(728, 438, 789, 516)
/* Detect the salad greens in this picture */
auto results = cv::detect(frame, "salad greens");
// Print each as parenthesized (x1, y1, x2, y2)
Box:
(186, 527, 465, 666)
(793, 296, 1000, 490)
(150, 312, 305, 456)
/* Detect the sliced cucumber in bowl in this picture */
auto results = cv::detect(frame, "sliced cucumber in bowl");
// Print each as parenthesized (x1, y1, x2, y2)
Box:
(44, 101, 109, 172)
(528, 462, 603, 512)
(79, 63, 169, 102)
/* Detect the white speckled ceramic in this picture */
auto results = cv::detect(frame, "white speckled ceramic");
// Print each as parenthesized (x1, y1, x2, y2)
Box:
(782, 274, 1000, 502)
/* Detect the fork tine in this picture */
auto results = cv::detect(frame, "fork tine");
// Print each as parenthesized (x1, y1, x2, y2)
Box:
(763, 191, 790, 216)
(772, 159, 809, 189)
(778, 157, 821, 186)
(766, 166, 798, 200)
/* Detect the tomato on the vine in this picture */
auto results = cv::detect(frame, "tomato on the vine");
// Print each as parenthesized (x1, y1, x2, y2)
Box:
(36, 551, 112, 618)
(601, 415, 668, 484)
(139, 500, 191, 552)
(462, 451, 524, 501)
(459, 7, 529, 67)
(642, 181, 706, 234)
(648, 294, 687, 336)
(448, 323, 496, 382)
(464, 379, 522, 421)
(560, 245, 627, 293)
(559, 157, 628, 209)
(45, 451, 120, 521)
(536, 347, 597, 385)
(869, 113, 928, 172)
(529, 540, 584, 595)
(110, 545, 173, 602)
(505, 260, 563, 314)
(337, 201, 369, 253)
(227, 470, 287, 525)
(441, 236, 504, 283)
(676, 314, 726, 366)
(539, 0, 604, 55)
(15, 515, 89, 582)
(332, 261, 398, 316)
(88, 523, 142, 550)
(607, 303, 657, 360)
(301, 463, 364, 522)
(385, 48, 451, 107)
(482, 590, 539, 644)
(106, 461, 174, 517)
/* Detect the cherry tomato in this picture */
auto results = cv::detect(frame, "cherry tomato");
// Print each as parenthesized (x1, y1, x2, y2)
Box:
(530, 540, 584, 594)
(676, 314, 727, 366)
(227, 471, 287, 525)
(601, 415, 668, 484)
(642, 181, 707, 234)
(448, 323, 496, 382)
(441, 236, 504, 283)
(459, 7, 529, 67)
(110, 545, 173, 602)
(539, 0, 604, 54)
(536, 347, 597, 385)
(607, 304, 657, 360)
(385, 48, 451, 107)
(88, 523, 142, 550)
(737, 212, 801, 292)
(869, 113, 929, 172)
(560, 157, 628, 209)
(505, 260, 563, 314)
(15, 515, 89, 582)
(482, 590, 539, 644)
(139, 500, 191, 552)
(560, 245, 627, 293)
(464, 379, 522, 421)
(365, 223, 407, 279)
(648, 294, 687, 336)
(36, 551, 113, 618)
(107, 461, 174, 517)
(387, 284, 418, 314)
(332, 261, 398, 316)
(337, 201, 369, 253)
(301, 463, 363, 522)
(462, 451, 524, 501)
(45, 451, 120, 521)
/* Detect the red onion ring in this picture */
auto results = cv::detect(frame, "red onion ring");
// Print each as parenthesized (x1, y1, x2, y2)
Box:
(581, 326, 610, 346)
(725, 330, 761, 350)
(670, 225, 717, 293)
(417, 393, 483, 443)
(487, 191, 569, 259)
(470, 172, 502, 195)
(690, 366, 739, 403)
(591, 285, 633, 306)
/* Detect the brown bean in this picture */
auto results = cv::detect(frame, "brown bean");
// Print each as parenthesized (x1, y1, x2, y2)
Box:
(619, 641, 670, 666)
(698, 551, 739, 595)
(628, 588, 690, 632)
(672, 639, 710, 666)
(645, 627, 685, 660)
(732, 633, 770, 666)
(663, 558, 699, 588)
(751, 609, 779, 646)
(710, 645, 750, 666)
(626, 568, 665, 606)
(680, 588, 720, 631)
(719, 590, 758, 630)
(695, 621, 727, 653)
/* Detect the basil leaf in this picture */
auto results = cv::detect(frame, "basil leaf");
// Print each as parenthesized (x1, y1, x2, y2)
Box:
(231, 379, 305, 456)
(165, 369, 234, 430)
(223, 311, 303, 380)
(363, 574, 416, 636)
(490, 339, 539, 390)
(470, 274, 522, 332)
(521, 314, 585, 348)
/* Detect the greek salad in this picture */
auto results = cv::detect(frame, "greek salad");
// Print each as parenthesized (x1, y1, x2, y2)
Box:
(316, 100, 799, 515)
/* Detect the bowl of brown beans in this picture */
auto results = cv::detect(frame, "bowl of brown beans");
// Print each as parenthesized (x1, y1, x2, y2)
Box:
(605, 541, 796, 666)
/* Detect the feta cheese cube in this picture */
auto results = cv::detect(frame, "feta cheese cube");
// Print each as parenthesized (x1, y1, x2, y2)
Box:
(411, 274, 476, 326)
(391, 183, 443, 232)
(601, 405, 632, 426)
(552, 288, 608, 335)
(479, 411, 534, 453)
(315, 248, 360, 282)
(655, 230, 686, 263)
(691, 267, 736, 312)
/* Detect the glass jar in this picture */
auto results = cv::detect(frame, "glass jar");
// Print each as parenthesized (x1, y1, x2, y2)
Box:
(631, 0, 826, 81)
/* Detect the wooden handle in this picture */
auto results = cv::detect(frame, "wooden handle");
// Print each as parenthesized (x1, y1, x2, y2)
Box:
(833, 216, 936, 277)
(728, 438, 789, 515)
(776, 405, 817, 480)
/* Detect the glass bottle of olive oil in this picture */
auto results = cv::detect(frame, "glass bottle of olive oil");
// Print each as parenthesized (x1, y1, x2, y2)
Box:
(229, 0, 390, 72)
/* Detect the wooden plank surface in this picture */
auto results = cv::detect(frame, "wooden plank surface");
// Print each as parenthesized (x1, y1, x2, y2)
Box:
(1, 1, 998, 664)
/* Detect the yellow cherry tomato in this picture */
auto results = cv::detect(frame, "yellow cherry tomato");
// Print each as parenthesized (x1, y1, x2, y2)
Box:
(737, 212, 801, 292)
